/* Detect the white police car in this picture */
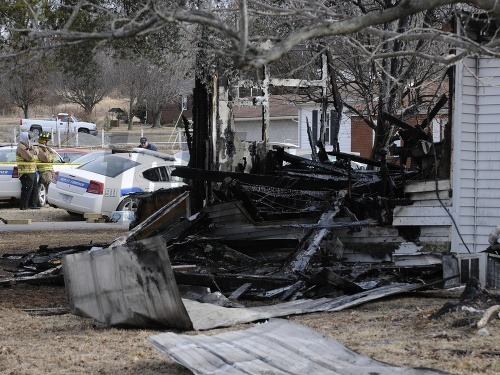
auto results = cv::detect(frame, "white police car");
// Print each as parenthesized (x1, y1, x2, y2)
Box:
(0, 145, 70, 206)
(47, 148, 186, 218)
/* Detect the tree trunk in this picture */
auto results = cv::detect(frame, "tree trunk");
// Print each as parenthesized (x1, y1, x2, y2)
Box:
(151, 110, 162, 128)
(128, 101, 134, 131)
(83, 105, 93, 121)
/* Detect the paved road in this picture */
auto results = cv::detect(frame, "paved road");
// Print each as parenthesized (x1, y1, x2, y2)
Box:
(0, 203, 131, 232)
(0, 220, 130, 232)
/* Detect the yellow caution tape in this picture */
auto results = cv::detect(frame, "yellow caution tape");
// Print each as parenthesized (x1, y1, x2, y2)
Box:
(0, 162, 81, 166)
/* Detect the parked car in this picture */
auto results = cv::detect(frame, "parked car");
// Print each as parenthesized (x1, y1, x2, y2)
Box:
(0, 145, 73, 206)
(20, 113, 98, 137)
(174, 150, 190, 166)
(47, 148, 186, 218)
(328, 155, 367, 170)
(70, 151, 108, 166)
(56, 148, 89, 163)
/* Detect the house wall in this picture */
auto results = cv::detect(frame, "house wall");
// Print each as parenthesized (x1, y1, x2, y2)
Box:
(231, 106, 375, 157)
(298, 108, 352, 152)
(351, 116, 374, 158)
(154, 102, 193, 126)
(453, 56, 500, 254)
(234, 118, 298, 144)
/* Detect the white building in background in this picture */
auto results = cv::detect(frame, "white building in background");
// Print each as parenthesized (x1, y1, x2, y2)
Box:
(232, 95, 360, 155)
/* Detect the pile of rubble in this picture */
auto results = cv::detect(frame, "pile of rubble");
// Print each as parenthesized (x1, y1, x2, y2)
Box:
(2, 148, 491, 331)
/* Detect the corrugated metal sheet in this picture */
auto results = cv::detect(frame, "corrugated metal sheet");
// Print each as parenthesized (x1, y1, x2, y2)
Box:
(183, 283, 425, 331)
(454, 56, 500, 256)
(62, 235, 193, 329)
(148, 319, 444, 375)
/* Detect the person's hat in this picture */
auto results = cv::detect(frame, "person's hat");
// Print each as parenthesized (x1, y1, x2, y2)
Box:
(140, 137, 147, 143)
(39, 132, 52, 141)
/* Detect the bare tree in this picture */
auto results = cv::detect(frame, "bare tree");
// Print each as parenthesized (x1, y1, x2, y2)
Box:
(114, 58, 151, 130)
(324, 7, 452, 157)
(141, 53, 193, 127)
(2, 1, 497, 161)
(58, 52, 114, 120)
(2, 1, 500, 70)
(0, 56, 51, 118)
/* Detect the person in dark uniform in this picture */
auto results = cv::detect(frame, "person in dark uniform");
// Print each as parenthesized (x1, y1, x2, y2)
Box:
(138, 137, 157, 151)
(16, 132, 39, 210)
(34, 132, 57, 207)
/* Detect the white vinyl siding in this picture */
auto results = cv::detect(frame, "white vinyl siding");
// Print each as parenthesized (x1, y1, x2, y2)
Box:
(235, 119, 298, 144)
(453, 57, 500, 253)
(299, 108, 351, 152)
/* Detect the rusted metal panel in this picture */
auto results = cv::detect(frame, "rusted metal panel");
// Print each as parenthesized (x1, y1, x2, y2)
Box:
(62, 235, 193, 329)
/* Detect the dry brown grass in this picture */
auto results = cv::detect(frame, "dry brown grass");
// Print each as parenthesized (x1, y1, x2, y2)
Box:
(1, 216, 499, 375)
(1, 279, 499, 374)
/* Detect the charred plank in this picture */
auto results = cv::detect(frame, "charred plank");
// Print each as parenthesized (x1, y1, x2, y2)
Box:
(283, 207, 340, 274)
(308, 268, 364, 294)
(172, 167, 350, 191)
(174, 272, 293, 293)
(228, 283, 252, 300)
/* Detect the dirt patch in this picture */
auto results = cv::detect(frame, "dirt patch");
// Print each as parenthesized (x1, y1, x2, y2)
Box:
(0, 203, 126, 255)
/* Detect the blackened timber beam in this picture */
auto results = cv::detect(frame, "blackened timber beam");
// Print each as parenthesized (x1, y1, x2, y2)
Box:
(281, 151, 348, 176)
(308, 268, 364, 294)
(382, 112, 430, 145)
(0, 274, 63, 286)
(172, 167, 350, 191)
(283, 207, 340, 274)
(281, 280, 306, 301)
(418, 94, 448, 130)
(174, 272, 293, 293)
(382, 112, 415, 132)
(228, 283, 252, 300)
(326, 150, 402, 171)
(285, 219, 372, 229)
(306, 118, 319, 162)
(274, 170, 382, 195)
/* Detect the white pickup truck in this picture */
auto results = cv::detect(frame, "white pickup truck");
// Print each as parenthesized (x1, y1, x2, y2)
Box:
(19, 113, 98, 137)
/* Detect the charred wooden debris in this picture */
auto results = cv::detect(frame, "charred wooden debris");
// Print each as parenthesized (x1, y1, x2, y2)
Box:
(0, 243, 106, 286)
(131, 147, 450, 304)
(1, 147, 453, 308)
